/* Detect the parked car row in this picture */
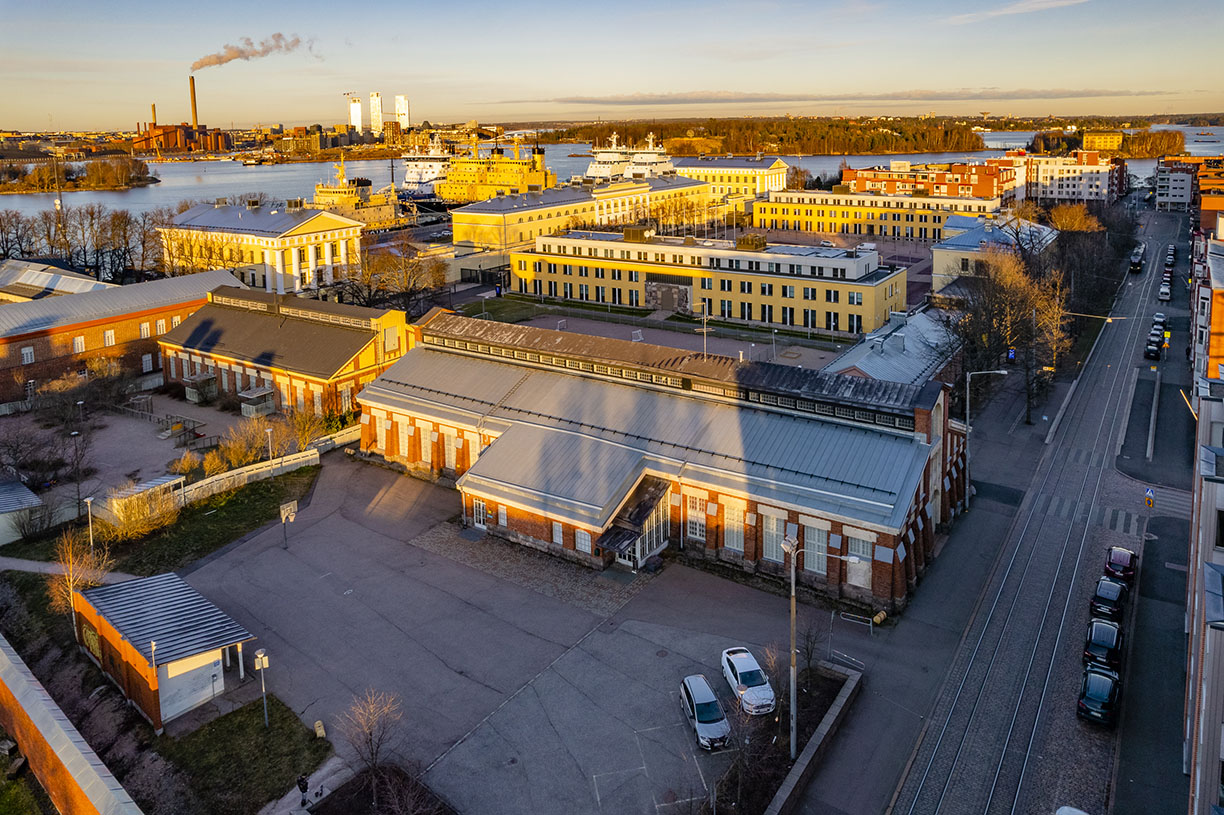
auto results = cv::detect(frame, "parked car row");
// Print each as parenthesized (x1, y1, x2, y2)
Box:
(679, 646, 778, 750)
(1144, 312, 1167, 360)
(1078, 546, 1138, 727)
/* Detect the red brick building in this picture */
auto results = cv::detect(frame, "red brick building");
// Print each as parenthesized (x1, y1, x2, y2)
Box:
(0, 269, 240, 403)
(158, 287, 409, 417)
(842, 161, 1019, 202)
(357, 311, 966, 612)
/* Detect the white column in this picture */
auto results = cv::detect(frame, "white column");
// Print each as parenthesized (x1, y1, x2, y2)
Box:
(275, 249, 285, 295)
(262, 250, 273, 292)
(323, 241, 334, 285)
(237, 641, 245, 680)
(307, 244, 318, 289)
(339, 237, 349, 274)
(290, 247, 301, 293)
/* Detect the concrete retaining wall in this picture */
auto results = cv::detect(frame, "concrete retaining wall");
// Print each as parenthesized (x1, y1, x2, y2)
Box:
(763, 661, 863, 815)
(0, 634, 143, 815)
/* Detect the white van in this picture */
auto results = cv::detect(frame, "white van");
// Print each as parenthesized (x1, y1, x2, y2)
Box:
(1158, 285, 1171, 302)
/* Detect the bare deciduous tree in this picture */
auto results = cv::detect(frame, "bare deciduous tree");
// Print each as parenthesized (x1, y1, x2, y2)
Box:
(47, 529, 114, 639)
(98, 480, 180, 543)
(337, 688, 404, 810)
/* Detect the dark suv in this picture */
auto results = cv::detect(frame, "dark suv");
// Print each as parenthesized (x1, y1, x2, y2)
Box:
(1089, 577, 1128, 622)
(1077, 666, 1122, 726)
(1083, 619, 1124, 669)
(1105, 546, 1138, 584)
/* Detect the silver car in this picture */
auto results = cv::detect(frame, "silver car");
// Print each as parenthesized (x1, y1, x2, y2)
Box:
(721, 647, 777, 715)
(680, 674, 731, 750)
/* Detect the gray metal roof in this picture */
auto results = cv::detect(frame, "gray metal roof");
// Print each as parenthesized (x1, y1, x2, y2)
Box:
(0, 269, 243, 339)
(673, 156, 788, 170)
(0, 480, 41, 514)
(932, 216, 1057, 254)
(454, 175, 705, 215)
(422, 312, 934, 414)
(170, 203, 361, 237)
(81, 573, 253, 666)
(0, 259, 115, 299)
(362, 348, 930, 531)
(823, 309, 957, 385)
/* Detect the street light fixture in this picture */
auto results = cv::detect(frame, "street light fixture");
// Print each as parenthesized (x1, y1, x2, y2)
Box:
(83, 497, 94, 553)
(779, 533, 862, 762)
(965, 369, 1008, 510)
(265, 427, 274, 462)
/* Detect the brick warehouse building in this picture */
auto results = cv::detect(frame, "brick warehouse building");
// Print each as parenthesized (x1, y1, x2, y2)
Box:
(158, 287, 408, 416)
(0, 269, 241, 403)
(356, 312, 967, 612)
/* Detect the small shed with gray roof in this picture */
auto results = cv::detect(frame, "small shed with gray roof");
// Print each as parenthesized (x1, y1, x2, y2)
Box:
(74, 573, 253, 732)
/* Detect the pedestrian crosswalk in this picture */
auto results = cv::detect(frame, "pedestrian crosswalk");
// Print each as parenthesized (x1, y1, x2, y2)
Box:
(1148, 487, 1193, 520)
(1095, 507, 1142, 536)
(1065, 448, 1106, 468)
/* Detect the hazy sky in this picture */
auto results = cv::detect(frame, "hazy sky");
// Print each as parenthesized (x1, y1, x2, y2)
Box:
(1, 0, 1218, 132)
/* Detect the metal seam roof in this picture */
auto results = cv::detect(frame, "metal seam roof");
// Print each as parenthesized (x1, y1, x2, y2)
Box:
(81, 573, 252, 666)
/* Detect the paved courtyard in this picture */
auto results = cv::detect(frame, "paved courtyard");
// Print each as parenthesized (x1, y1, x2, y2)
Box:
(185, 456, 805, 814)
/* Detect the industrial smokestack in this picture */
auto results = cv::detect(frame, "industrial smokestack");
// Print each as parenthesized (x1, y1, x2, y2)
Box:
(189, 76, 198, 129)
(151, 103, 157, 127)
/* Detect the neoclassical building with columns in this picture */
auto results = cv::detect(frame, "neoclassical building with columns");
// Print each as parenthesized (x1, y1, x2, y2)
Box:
(160, 200, 364, 294)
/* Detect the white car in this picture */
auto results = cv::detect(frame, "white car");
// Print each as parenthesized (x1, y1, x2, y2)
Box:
(721, 647, 777, 715)
(1158, 285, 1171, 302)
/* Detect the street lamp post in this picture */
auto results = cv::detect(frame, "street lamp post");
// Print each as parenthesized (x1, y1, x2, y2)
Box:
(779, 534, 800, 761)
(84, 497, 94, 553)
(965, 369, 1008, 509)
(265, 427, 274, 462)
(772, 329, 778, 361)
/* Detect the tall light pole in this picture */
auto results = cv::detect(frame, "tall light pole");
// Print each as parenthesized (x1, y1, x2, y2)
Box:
(780, 534, 800, 761)
(965, 369, 1008, 509)
(84, 496, 94, 553)
(265, 427, 274, 462)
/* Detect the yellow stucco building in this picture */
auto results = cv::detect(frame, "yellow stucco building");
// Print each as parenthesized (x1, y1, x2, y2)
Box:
(672, 155, 789, 198)
(160, 201, 364, 294)
(510, 229, 906, 335)
(452, 176, 714, 253)
(1082, 130, 1124, 152)
(753, 189, 999, 241)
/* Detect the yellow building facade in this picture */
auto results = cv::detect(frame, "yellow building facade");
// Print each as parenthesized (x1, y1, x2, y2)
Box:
(1082, 130, 1124, 151)
(434, 145, 558, 203)
(452, 176, 713, 253)
(510, 230, 906, 335)
(672, 155, 789, 198)
(160, 201, 364, 294)
(753, 190, 999, 241)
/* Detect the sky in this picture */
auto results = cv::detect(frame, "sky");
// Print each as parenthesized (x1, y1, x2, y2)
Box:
(0, 0, 1219, 132)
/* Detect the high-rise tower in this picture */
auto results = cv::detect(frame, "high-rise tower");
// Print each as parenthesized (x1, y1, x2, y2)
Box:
(395, 95, 410, 129)
(370, 92, 383, 136)
(349, 97, 363, 134)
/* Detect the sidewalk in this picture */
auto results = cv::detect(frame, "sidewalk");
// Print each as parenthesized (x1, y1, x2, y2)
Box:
(0, 556, 136, 584)
(259, 755, 352, 815)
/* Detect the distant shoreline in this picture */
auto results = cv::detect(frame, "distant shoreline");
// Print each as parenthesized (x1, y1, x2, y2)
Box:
(0, 177, 160, 196)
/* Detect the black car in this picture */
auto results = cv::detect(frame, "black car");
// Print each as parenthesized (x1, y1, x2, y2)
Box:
(1144, 343, 1161, 360)
(1078, 666, 1122, 726)
(1105, 546, 1138, 584)
(1083, 619, 1124, 669)
(1090, 576, 1128, 621)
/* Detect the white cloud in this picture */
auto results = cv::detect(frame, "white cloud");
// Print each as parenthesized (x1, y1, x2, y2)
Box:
(944, 0, 1089, 26)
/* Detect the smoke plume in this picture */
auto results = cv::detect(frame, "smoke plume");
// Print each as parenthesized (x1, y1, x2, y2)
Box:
(191, 33, 303, 71)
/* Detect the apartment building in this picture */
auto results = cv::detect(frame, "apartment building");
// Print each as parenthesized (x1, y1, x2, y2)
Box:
(509, 229, 906, 335)
(841, 160, 1019, 203)
(0, 270, 240, 403)
(356, 311, 968, 611)
(1082, 130, 1123, 151)
(1157, 158, 1197, 212)
(451, 176, 713, 252)
(672, 155, 788, 198)
(753, 189, 999, 241)
(988, 149, 1125, 205)
(160, 200, 364, 293)
(929, 215, 1058, 292)
(159, 287, 407, 417)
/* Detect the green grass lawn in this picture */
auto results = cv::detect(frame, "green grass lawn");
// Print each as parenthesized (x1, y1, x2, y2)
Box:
(0, 466, 319, 574)
(0, 745, 56, 815)
(458, 297, 538, 323)
(158, 696, 331, 815)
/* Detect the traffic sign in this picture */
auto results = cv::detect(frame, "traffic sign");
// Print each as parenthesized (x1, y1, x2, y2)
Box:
(1145, 487, 1155, 498)
(1145, 496, 1153, 508)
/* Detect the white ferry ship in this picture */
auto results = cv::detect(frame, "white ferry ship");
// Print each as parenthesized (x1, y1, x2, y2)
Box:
(401, 135, 452, 197)
(583, 132, 674, 180)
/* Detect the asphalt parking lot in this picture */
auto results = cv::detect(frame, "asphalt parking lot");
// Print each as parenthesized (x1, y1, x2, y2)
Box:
(186, 456, 801, 814)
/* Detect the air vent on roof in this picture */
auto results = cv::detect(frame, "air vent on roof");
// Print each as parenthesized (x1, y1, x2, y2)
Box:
(214, 197, 227, 208)
(286, 198, 303, 212)
(245, 199, 260, 210)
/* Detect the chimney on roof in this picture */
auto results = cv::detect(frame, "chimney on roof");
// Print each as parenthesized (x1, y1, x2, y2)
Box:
(246, 199, 260, 210)
(214, 197, 227, 208)
(151, 103, 157, 128)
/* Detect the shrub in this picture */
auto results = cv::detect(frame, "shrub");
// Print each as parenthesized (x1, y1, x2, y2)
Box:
(202, 450, 227, 477)
(169, 450, 202, 477)
(97, 481, 180, 543)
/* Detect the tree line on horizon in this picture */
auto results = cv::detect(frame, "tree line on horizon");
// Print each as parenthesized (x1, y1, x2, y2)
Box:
(0, 157, 154, 194)
(1027, 128, 1185, 158)
(553, 117, 986, 155)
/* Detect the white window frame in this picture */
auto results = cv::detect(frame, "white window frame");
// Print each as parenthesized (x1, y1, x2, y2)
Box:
(472, 499, 487, 529)
(103, 330, 115, 347)
(552, 521, 563, 546)
(374, 417, 387, 450)
(724, 505, 744, 552)
(20, 347, 33, 365)
(762, 513, 785, 562)
(686, 494, 706, 541)
(139, 322, 150, 339)
(804, 525, 828, 575)
(156, 319, 166, 335)
(72, 336, 85, 354)
(171, 316, 181, 328)
(575, 529, 592, 554)
(498, 505, 507, 527)
(141, 353, 153, 374)
(848, 536, 873, 560)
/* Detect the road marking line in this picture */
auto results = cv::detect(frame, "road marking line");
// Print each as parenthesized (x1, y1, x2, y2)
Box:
(1165, 562, 1188, 573)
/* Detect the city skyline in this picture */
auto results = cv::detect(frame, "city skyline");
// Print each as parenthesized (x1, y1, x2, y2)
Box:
(1, 0, 1220, 131)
